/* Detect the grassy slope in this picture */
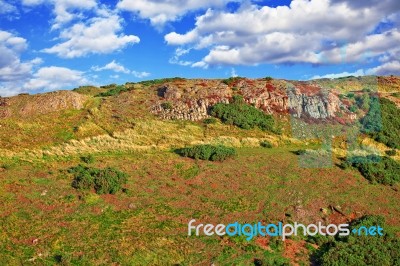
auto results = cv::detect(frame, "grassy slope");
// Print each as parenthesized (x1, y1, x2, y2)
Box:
(0, 147, 399, 265)
(0, 78, 399, 265)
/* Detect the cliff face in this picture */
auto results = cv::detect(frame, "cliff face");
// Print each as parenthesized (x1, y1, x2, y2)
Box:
(287, 83, 342, 119)
(151, 78, 345, 121)
(0, 91, 87, 118)
(151, 82, 231, 121)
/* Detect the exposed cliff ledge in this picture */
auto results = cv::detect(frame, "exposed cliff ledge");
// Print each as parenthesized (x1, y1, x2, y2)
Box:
(151, 79, 346, 121)
(0, 91, 87, 118)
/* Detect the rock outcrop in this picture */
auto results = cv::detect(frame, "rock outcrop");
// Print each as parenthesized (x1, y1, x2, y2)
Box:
(0, 90, 87, 118)
(287, 88, 341, 119)
(151, 82, 232, 121)
(151, 78, 345, 121)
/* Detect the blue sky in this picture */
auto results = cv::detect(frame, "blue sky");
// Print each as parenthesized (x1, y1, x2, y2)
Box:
(0, 0, 400, 96)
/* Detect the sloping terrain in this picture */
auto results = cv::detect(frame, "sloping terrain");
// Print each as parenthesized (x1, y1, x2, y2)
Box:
(0, 76, 399, 265)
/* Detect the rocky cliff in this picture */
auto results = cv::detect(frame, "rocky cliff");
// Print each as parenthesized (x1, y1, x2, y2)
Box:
(0, 90, 87, 118)
(151, 78, 347, 122)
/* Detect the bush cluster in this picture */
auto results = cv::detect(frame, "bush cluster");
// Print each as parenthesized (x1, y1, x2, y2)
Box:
(211, 95, 277, 133)
(80, 154, 95, 164)
(360, 96, 382, 134)
(203, 117, 218, 125)
(69, 165, 128, 194)
(161, 102, 173, 110)
(355, 92, 370, 111)
(294, 149, 307, 155)
(260, 140, 273, 148)
(138, 77, 185, 86)
(314, 215, 400, 266)
(221, 77, 243, 86)
(346, 155, 400, 185)
(176, 144, 236, 161)
(385, 149, 397, 156)
(364, 98, 400, 149)
(96, 85, 132, 97)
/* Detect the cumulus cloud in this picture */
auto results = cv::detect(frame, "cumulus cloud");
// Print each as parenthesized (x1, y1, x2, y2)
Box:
(311, 69, 365, 80)
(92, 60, 131, 74)
(0, 1, 18, 15)
(117, 0, 233, 27)
(23, 66, 89, 91)
(311, 60, 400, 79)
(0, 30, 39, 84)
(366, 61, 400, 75)
(131, 71, 150, 78)
(22, 0, 97, 29)
(42, 11, 140, 58)
(164, 0, 400, 70)
(168, 48, 193, 66)
(91, 60, 150, 78)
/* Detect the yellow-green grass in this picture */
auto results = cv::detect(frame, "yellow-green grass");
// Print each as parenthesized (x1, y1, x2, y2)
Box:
(0, 147, 399, 265)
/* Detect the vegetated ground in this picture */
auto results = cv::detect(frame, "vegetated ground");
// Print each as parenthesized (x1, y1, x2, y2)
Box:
(0, 76, 399, 265)
(1, 147, 399, 265)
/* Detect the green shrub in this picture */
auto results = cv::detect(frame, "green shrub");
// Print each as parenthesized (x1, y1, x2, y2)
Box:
(349, 105, 358, 113)
(222, 77, 243, 86)
(314, 215, 400, 266)
(1, 163, 12, 170)
(96, 85, 132, 97)
(339, 160, 352, 170)
(138, 77, 185, 86)
(80, 154, 95, 164)
(210, 95, 277, 133)
(347, 155, 400, 185)
(176, 144, 236, 161)
(365, 98, 400, 149)
(260, 140, 273, 148)
(385, 149, 397, 156)
(360, 96, 382, 134)
(356, 93, 370, 110)
(161, 102, 173, 110)
(294, 149, 306, 155)
(203, 117, 217, 124)
(69, 165, 128, 194)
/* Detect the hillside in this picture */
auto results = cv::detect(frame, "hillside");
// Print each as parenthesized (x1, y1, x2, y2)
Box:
(0, 76, 399, 265)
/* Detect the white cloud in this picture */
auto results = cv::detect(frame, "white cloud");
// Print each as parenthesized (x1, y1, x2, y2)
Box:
(0, 1, 17, 15)
(92, 60, 131, 74)
(117, 0, 234, 27)
(132, 71, 150, 78)
(22, 0, 45, 5)
(311, 60, 400, 80)
(0, 31, 48, 96)
(22, 0, 97, 29)
(316, 29, 400, 64)
(42, 11, 140, 58)
(311, 69, 365, 80)
(0, 30, 35, 83)
(165, 0, 400, 68)
(366, 61, 400, 75)
(168, 48, 193, 66)
(23, 66, 89, 91)
(165, 31, 198, 45)
(91, 60, 150, 78)
(22, 2, 140, 59)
